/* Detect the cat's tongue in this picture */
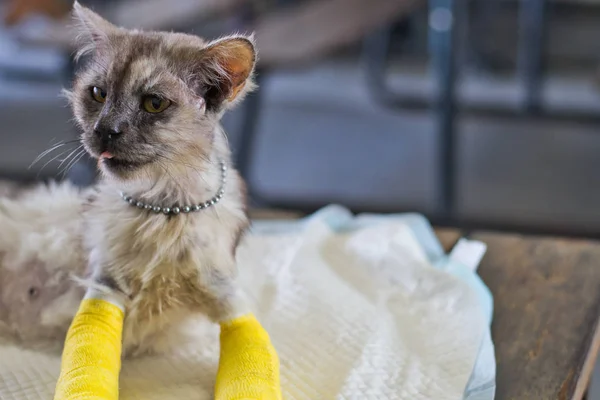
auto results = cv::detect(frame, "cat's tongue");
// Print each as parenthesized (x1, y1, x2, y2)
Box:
(100, 151, 114, 159)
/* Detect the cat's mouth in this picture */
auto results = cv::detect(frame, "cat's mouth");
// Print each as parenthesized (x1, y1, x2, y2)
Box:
(102, 157, 148, 170)
(103, 158, 134, 168)
(98, 152, 148, 172)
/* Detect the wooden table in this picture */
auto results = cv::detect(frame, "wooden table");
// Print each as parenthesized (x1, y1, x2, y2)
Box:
(251, 211, 600, 400)
(426, 228, 600, 400)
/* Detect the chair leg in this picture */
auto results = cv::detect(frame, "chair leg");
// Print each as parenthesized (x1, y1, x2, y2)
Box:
(517, 0, 547, 113)
(429, 0, 461, 220)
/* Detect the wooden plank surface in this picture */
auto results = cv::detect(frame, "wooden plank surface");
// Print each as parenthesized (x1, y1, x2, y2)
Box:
(472, 231, 600, 400)
(434, 227, 461, 253)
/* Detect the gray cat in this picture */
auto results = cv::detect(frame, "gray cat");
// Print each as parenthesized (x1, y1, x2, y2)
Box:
(0, 2, 254, 356)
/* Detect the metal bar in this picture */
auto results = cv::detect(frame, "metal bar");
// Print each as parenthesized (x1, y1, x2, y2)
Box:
(367, 92, 600, 124)
(363, 1, 595, 122)
(362, 3, 463, 218)
(429, 0, 460, 218)
(517, 0, 547, 113)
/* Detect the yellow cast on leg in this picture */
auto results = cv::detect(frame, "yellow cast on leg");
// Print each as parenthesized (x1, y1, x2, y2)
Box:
(216, 314, 282, 400)
(53, 298, 124, 400)
(53, 300, 281, 399)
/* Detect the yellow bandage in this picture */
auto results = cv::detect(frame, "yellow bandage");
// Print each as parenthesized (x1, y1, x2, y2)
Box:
(53, 298, 124, 400)
(53, 299, 280, 400)
(216, 314, 282, 400)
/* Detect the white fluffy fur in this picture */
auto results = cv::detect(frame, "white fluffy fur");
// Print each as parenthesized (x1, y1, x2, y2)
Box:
(0, 183, 86, 349)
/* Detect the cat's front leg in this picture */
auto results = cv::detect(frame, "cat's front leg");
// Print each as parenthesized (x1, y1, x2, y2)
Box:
(200, 255, 283, 400)
(83, 246, 125, 297)
(202, 277, 249, 323)
(197, 254, 249, 323)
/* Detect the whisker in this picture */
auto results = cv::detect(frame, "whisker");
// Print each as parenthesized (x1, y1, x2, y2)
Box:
(60, 148, 85, 175)
(61, 156, 84, 179)
(60, 148, 87, 178)
(57, 145, 84, 172)
(59, 155, 84, 180)
(35, 147, 75, 178)
(29, 139, 81, 169)
(30, 143, 66, 169)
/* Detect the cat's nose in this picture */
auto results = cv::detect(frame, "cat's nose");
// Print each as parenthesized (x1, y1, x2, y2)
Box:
(94, 123, 122, 141)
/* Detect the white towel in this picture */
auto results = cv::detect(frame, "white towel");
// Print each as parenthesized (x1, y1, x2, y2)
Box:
(0, 206, 494, 399)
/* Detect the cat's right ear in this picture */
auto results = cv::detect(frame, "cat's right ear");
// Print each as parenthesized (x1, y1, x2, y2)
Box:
(72, 1, 119, 59)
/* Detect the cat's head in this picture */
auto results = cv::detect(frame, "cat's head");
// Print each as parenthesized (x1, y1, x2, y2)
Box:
(67, 2, 256, 182)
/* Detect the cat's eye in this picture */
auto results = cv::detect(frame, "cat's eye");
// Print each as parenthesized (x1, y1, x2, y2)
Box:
(143, 96, 171, 113)
(91, 86, 107, 103)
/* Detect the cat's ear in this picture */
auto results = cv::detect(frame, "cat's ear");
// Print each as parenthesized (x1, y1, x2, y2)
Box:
(72, 1, 119, 59)
(199, 35, 257, 111)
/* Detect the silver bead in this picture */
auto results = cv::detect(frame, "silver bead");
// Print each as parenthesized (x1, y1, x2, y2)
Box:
(192, 205, 200, 211)
(162, 207, 171, 214)
(153, 206, 161, 213)
(172, 207, 180, 215)
(221, 163, 227, 171)
(124, 196, 132, 202)
(128, 198, 136, 205)
(219, 189, 225, 196)
(183, 206, 191, 213)
(198, 203, 205, 209)
(136, 201, 144, 208)
(144, 204, 152, 210)
(205, 201, 212, 208)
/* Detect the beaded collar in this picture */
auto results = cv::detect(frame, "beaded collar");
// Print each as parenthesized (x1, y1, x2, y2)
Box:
(120, 161, 227, 215)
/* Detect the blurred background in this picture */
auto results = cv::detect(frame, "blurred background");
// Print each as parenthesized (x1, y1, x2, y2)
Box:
(1, 0, 600, 238)
(1, 0, 600, 396)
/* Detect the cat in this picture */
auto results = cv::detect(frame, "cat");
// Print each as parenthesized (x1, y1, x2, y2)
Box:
(0, 1, 255, 355)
